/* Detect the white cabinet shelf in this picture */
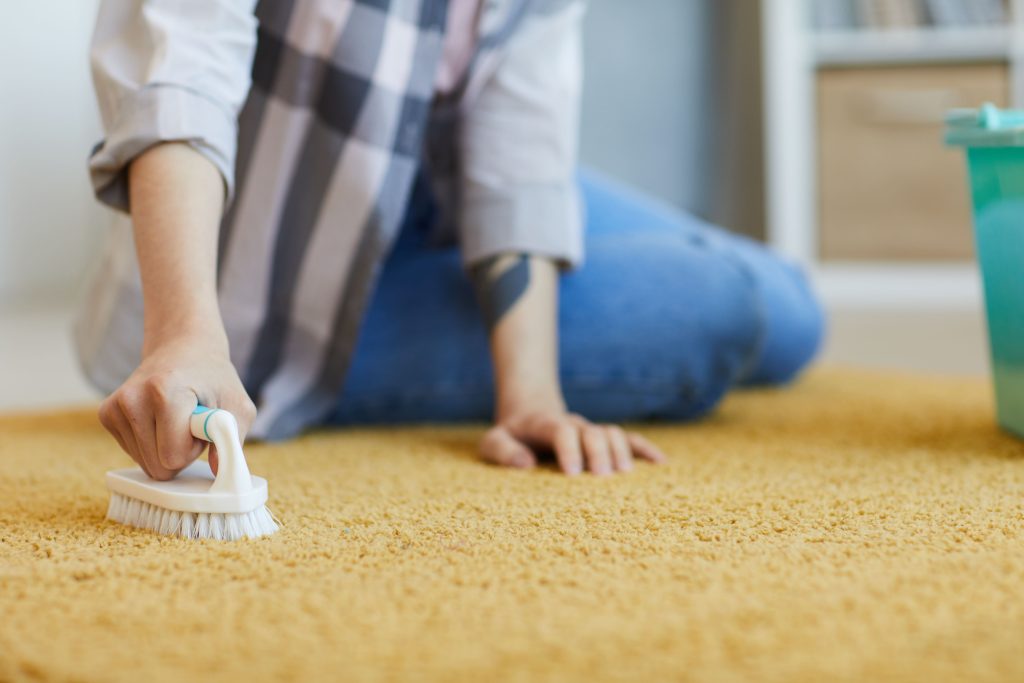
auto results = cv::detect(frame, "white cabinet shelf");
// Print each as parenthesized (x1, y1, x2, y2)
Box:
(813, 26, 1012, 66)
(761, 0, 1024, 310)
(815, 262, 981, 310)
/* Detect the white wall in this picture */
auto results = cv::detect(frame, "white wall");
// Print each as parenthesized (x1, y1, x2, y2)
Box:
(579, 0, 765, 239)
(579, 0, 712, 213)
(0, 1, 108, 306)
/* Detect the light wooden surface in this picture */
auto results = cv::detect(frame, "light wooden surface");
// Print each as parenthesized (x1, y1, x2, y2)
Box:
(817, 63, 1007, 262)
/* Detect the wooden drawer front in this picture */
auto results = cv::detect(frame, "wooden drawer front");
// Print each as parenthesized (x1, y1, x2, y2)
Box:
(818, 64, 1008, 261)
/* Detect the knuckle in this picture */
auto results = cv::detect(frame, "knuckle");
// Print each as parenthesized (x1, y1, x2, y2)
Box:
(162, 458, 187, 473)
(97, 400, 115, 427)
(148, 467, 176, 482)
(143, 372, 179, 404)
(481, 426, 503, 445)
(555, 423, 577, 441)
(240, 397, 258, 422)
(160, 444, 188, 467)
(115, 389, 143, 418)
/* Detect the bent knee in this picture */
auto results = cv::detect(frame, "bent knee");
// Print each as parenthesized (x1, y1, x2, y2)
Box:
(744, 266, 825, 385)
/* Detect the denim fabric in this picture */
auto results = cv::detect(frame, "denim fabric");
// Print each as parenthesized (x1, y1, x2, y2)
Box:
(328, 170, 825, 425)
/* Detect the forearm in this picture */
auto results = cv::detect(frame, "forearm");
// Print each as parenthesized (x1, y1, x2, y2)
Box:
(100, 143, 253, 479)
(471, 254, 565, 420)
(128, 143, 226, 355)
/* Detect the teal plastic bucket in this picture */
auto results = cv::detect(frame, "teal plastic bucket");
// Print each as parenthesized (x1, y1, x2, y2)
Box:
(947, 104, 1024, 437)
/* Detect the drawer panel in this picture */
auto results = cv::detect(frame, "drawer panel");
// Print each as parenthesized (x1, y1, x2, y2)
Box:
(817, 63, 1008, 261)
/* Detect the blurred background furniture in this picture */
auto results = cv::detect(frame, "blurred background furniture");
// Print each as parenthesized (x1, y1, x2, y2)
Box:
(763, 0, 1017, 309)
(761, 0, 1018, 374)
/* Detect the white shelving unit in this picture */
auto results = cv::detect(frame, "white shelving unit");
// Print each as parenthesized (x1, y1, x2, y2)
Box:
(814, 25, 1012, 65)
(760, 0, 1024, 310)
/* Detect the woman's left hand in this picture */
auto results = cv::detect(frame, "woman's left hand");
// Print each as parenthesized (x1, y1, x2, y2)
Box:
(471, 253, 666, 476)
(480, 410, 666, 476)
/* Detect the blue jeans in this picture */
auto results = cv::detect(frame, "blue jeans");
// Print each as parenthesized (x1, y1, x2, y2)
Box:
(329, 171, 824, 424)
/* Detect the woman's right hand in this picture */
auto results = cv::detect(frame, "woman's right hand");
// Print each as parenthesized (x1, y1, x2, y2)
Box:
(98, 330, 256, 481)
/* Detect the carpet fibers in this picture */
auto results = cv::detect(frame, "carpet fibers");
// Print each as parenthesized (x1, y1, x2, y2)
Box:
(1, 369, 1023, 683)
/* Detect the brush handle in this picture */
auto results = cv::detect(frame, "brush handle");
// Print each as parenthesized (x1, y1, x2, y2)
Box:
(189, 405, 255, 495)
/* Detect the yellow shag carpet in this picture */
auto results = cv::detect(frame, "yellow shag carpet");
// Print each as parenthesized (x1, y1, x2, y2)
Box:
(1, 368, 1023, 683)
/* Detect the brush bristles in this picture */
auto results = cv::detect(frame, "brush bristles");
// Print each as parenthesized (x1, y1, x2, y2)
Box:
(106, 492, 279, 540)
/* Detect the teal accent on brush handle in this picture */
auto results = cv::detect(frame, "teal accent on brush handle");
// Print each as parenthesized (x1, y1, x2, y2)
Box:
(192, 404, 219, 440)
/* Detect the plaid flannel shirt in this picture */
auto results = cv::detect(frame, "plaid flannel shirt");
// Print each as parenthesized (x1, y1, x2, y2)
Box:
(77, 0, 584, 439)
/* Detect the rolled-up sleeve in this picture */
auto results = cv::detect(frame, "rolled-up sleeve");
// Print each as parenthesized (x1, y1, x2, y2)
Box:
(458, 0, 585, 270)
(88, 0, 258, 212)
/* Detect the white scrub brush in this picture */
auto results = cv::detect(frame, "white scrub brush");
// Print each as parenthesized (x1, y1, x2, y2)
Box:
(105, 405, 278, 540)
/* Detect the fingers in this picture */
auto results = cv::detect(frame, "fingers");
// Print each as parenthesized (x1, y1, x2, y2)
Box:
(480, 426, 537, 469)
(581, 424, 613, 476)
(95, 335, 257, 483)
(208, 443, 219, 476)
(606, 426, 634, 473)
(627, 432, 667, 464)
(228, 396, 258, 445)
(492, 412, 667, 476)
(99, 376, 207, 481)
(150, 375, 204, 472)
(515, 415, 618, 476)
(98, 397, 130, 456)
(120, 390, 179, 481)
(99, 398, 140, 468)
(99, 389, 175, 480)
(500, 414, 583, 476)
(552, 422, 584, 476)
